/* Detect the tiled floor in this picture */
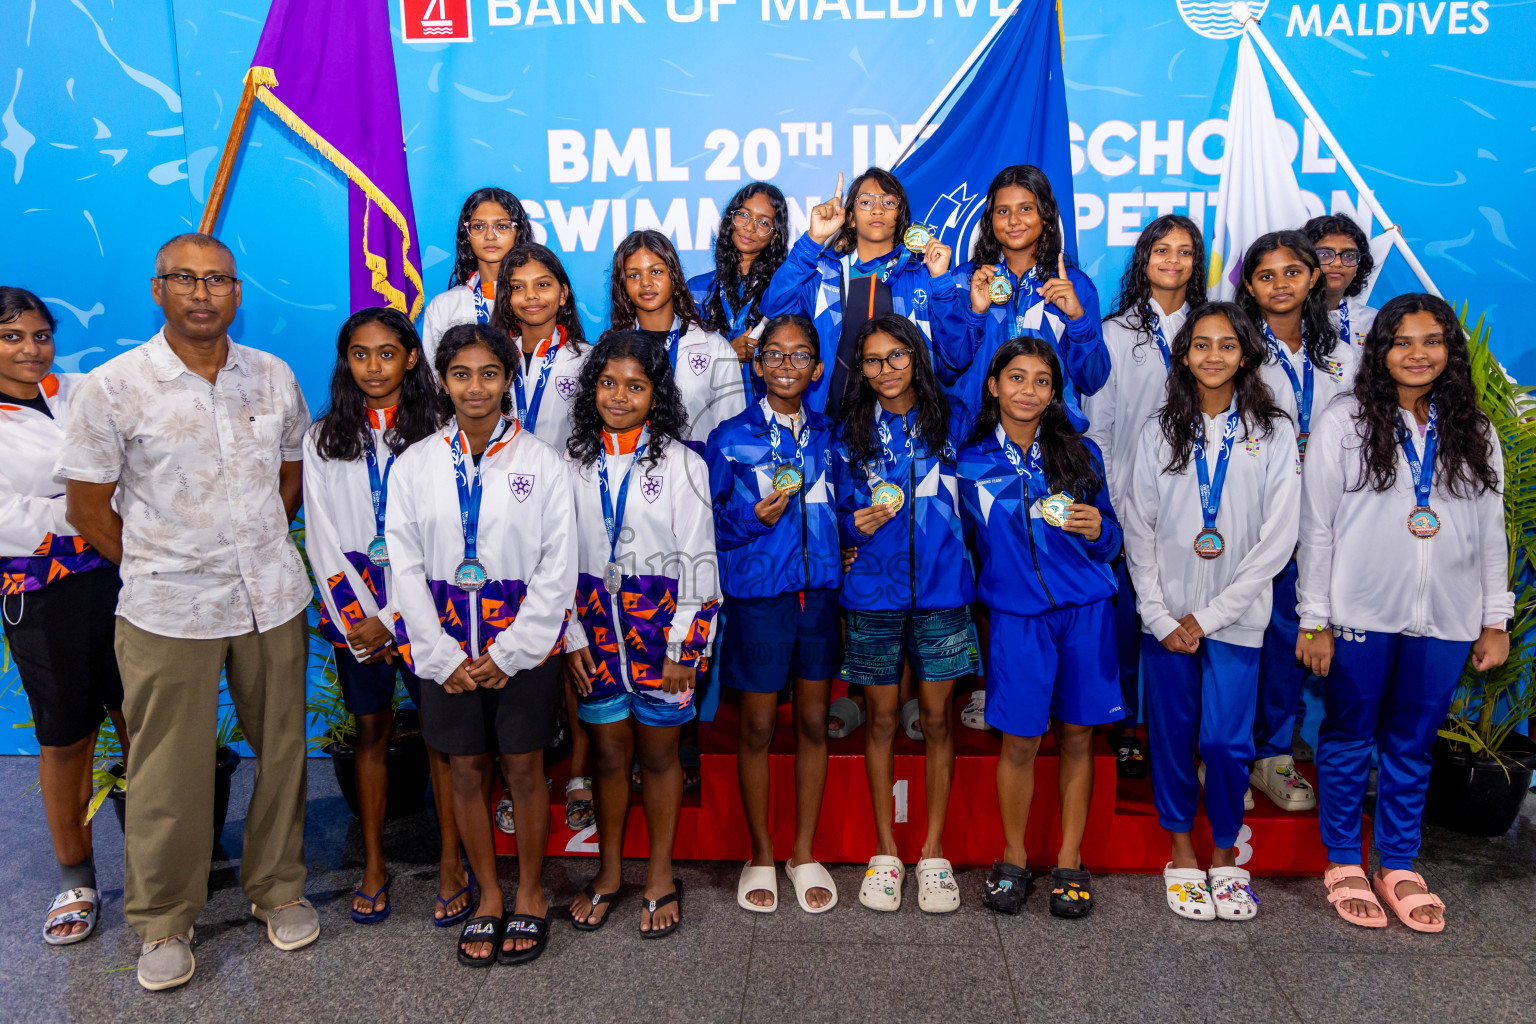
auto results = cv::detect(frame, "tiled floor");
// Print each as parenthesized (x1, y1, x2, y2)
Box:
(2, 754, 1534, 1024)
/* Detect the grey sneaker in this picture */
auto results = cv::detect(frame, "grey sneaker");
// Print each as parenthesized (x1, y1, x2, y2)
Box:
(138, 927, 195, 991)
(251, 898, 319, 951)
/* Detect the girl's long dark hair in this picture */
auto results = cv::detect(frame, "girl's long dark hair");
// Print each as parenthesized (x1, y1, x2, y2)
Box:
(702, 182, 789, 335)
(608, 230, 704, 333)
(434, 322, 521, 420)
(968, 334, 1104, 502)
(447, 187, 533, 289)
(1349, 293, 1499, 498)
(1159, 302, 1285, 473)
(315, 307, 442, 461)
(489, 242, 585, 352)
(565, 330, 688, 473)
(840, 313, 953, 468)
(0, 286, 57, 330)
(832, 168, 912, 257)
(1303, 214, 1374, 300)
(1236, 230, 1337, 367)
(1108, 214, 1207, 348)
(971, 164, 1068, 281)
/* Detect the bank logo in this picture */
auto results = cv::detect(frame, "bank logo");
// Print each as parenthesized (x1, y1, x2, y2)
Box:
(1177, 0, 1269, 39)
(401, 0, 473, 43)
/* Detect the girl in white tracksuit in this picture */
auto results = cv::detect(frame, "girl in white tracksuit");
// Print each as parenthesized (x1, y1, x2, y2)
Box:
(1299, 294, 1510, 934)
(420, 186, 534, 366)
(1303, 215, 1379, 351)
(489, 242, 589, 454)
(1122, 301, 1298, 922)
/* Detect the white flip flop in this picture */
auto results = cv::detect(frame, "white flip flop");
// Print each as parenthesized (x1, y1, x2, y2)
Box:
(1208, 866, 1260, 921)
(43, 887, 100, 946)
(736, 861, 778, 913)
(828, 696, 864, 739)
(915, 858, 961, 913)
(859, 855, 904, 912)
(1163, 863, 1215, 921)
(785, 859, 838, 914)
(960, 690, 987, 730)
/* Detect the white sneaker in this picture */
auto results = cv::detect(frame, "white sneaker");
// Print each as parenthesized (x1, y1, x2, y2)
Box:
(1197, 762, 1255, 811)
(858, 855, 904, 912)
(915, 858, 961, 913)
(1250, 754, 1317, 811)
(960, 691, 987, 730)
(1163, 864, 1214, 921)
(1208, 866, 1260, 920)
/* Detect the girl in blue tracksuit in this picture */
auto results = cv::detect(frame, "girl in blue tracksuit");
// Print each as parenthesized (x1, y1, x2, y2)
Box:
(706, 313, 843, 916)
(942, 165, 1108, 433)
(958, 335, 1122, 921)
(689, 182, 791, 402)
(760, 168, 967, 419)
(836, 313, 976, 915)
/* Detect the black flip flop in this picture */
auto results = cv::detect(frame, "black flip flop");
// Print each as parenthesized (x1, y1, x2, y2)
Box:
(499, 912, 549, 965)
(457, 915, 503, 967)
(570, 884, 620, 932)
(1048, 867, 1093, 919)
(639, 879, 683, 939)
(982, 861, 1032, 915)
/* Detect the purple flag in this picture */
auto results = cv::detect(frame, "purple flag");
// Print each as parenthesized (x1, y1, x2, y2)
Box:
(249, 0, 424, 318)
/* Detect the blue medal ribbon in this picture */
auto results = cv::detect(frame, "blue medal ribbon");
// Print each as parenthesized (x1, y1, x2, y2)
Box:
(598, 424, 652, 569)
(449, 418, 512, 563)
(843, 247, 911, 287)
(1150, 313, 1172, 370)
(1194, 410, 1241, 533)
(1337, 299, 1352, 348)
(1398, 402, 1439, 509)
(662, 316, 683, 372)
(362, 433, 395, 563)
(763, 398, 810, 474)
(469, 272, 492, 325)
(1263, 323, 1314, 453)
(512, 326, 564, 433)
(717, 285, 754, 337)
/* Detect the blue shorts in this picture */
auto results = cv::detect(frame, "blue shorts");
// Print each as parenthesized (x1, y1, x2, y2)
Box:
(724, 589, 841, 692)
(578, 688, 695, 729)
(335, 652, 422, 717)
(984, 600, 1125, 737)
(840, 606, 979, 686)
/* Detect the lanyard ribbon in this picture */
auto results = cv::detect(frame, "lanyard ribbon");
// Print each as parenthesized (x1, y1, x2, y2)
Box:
(1398, 403, 1439, 507)
(448, 418, 513, 562)
(1337, 299, 1352, 347)
(469, 272, 492, 325)
(763, 398, 810, 472)
(1263, 324, 1314, 438)
(362, 434, 394, 538)
(1193, 411, 1241, 532)
(842, 248, 910, 288)
(662, 316, 683, 372)
(1150, 314, 1171, 370)
(870, 406, 914, 481)
(598, 424, 652, 567)
(513, 327, 565, 433)
(717, 285, 755, 337)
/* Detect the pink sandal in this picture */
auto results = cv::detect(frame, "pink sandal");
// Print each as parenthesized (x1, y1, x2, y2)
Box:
(1323, 865, 1388, 928)
(1372, 869, 1446, 933)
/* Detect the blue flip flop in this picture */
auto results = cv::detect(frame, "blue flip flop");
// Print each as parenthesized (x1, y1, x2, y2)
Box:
(434, 869, 475, 928)
(351, 875, 392, 924)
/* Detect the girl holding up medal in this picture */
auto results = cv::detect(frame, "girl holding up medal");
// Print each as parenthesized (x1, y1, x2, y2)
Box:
(1298, 294, 1510, 933)
(1086, 214, 1206, 777)
(386, 323, 576, 966)
(957, 336, 1123, 919)
(836, 313, 977, 915)
(303, 308, 452, 926)
(1303, 214, 1378, 350)
(609, 229, 746, 450)
(1239, 231, 1357, 814)
(706, 313, 842, 915)
(1121, 302, 1297, 923)
(690, 182, 791, 401)
(562, 332, 721, 938)
(421, 187, 533, 367)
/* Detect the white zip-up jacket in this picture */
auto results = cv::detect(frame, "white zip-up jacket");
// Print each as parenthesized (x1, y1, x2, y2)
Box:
(1084, 303, 1187, 515)
(1297, 396, 1512, 640)
(562, 428, 721, 705)
(510, 327, 588, 453)
(0, 373, 112, 594)
(638, 322, 747, 448)
(1331, 297, 1378, 351)
(421, 279, 490, 369)
(1123, 406, 1301, 648)
(1258, 336, 1357, 454)
(301, 408, 401, 661)
(384, 418, 576, 684)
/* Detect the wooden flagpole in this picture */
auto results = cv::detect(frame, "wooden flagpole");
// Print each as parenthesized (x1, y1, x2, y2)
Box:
(198, 77, 259, 235)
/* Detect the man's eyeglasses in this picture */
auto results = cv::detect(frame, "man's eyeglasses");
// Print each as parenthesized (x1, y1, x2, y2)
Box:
(861, 348, 912, 377)
(759, 350, 815, 369)
(1315, 247, 1361, 267)
(855, 194, 900, 212)
(731, 209, 776, 236)
(466, 220, 516, 237)
(155, 273, 238, 296)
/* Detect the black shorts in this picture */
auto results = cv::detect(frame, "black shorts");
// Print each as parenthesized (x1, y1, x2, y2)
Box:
(2, 568, 124, 747)
(334, 652, 423, 717)
(417, 656, 563, 756)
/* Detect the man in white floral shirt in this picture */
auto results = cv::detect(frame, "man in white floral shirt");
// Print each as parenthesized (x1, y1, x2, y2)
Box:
(58, 233, 318, 991)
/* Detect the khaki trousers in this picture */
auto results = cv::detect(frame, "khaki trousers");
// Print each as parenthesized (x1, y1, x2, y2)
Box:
(115, 613, 309, 941)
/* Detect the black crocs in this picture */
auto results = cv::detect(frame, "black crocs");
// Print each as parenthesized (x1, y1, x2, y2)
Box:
(982, 861, 1032, 915)
(1048, 867, 1093, 919)
(1115, 732, 1149, 779)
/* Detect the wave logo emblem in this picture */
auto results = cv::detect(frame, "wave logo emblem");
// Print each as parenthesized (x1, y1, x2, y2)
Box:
(1177, 0, 1269, 39)
(918, 182, 988, 262)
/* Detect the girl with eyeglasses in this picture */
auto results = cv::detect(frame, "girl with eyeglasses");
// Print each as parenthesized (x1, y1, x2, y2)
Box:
(1302, 215, 1378, 349)
(835, 313, 976, 915)
(689, 183, 791, 401)
(1238, 231, 1356, 814)
(421, 187, 534, 367)
(761, 168, 966, 419)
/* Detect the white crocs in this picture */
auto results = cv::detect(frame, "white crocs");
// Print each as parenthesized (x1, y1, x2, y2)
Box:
(1208, 866, 1260, 920)
(960, 690, 987, 730)
(1163, 863, 1215, 921)
(916, 858, 961, 913)
(858, 855, 904, 912)
(1250, 755, 1317, 811)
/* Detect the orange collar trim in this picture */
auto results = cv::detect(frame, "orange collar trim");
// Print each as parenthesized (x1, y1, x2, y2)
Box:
(601, 424, 645, 455)
(365, 405, 398, 430)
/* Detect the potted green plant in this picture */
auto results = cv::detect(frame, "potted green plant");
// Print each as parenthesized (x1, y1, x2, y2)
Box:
(1426, 311, 1536, 836)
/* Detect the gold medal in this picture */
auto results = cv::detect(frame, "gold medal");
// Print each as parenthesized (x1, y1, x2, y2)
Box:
(772, 464, 803, 494)
(903, 224, 933, 253)
(988, 274, 1013, 305)
(872, 481, 905, 513)
(1040, 493, 1073, 529)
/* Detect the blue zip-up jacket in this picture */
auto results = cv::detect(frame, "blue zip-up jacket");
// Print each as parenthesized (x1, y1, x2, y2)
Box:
(836, 403, 976, 612)
(956, 427, 1120, 617)
(760, 233, 968, 415)
(939, 260, 1108, 434)
(706, 400, 843, 599)
(688, 269, 765, 402)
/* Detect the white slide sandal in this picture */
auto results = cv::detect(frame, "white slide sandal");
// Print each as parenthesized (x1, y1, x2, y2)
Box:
(827, 696, 865, 740)
(1208, 866, 1260, 920)
(901, 698, 924, 741)
(1163, 863, 1215, 921)
(736, 861, 778, 913)
(43, 887, 100, 946)
(960, 690, 987, 730)
(859, 855, 904, 912)
(785, 860, 838, 914)
(915, 858, 961, 913)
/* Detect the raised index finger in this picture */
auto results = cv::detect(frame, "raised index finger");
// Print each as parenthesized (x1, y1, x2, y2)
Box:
(834, 172, 844, 201)
(1057, 252, 1068, 279)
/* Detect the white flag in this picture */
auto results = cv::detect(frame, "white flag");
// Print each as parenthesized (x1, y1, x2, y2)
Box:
(1208, 33, 1309, 300)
